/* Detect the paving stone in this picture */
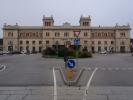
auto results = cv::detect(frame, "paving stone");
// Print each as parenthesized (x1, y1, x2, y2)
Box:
(0, 90, 31, 95)
(24, 95, 52, 100)
(31, 89, 52, 95)
(0, 95, 9, 100)
(108, 95, 133, 100)
(58, 94, 83, 100)
(88, 87, 112, 95)
(6, 95, 25, 100)
(86, 95, 107, 100)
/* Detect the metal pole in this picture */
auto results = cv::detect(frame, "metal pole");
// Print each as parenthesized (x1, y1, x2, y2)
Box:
(76, 43, 78, 68)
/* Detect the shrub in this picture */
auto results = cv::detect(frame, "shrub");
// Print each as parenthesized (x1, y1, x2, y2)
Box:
(67, 49, 76, 58)
(42, 47, 56, 57)
(58, 47, 68, 57)
(78, 47, 92, 58)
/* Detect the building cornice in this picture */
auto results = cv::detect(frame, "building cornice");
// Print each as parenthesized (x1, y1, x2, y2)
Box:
(3, 25, 131, 30)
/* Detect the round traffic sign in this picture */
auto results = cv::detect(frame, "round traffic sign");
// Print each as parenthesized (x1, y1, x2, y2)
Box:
(67, 59, 76, 68)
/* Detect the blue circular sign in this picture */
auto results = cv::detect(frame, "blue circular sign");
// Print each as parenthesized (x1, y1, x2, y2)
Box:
(67, 59, 76, 68)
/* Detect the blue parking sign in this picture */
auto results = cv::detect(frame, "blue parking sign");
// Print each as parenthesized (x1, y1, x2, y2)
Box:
(74, 38, 80, 45)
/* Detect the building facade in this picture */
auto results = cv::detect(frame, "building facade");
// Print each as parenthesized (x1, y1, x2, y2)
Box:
(0, 39, 3, 51)
(3, 15, 131, 53)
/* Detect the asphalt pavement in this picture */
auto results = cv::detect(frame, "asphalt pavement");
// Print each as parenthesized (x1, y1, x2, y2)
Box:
(0, 53, 133, 86)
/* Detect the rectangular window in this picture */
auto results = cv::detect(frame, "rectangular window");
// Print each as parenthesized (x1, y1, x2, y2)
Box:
(32, 41, 35, 44)
(64, 32, 69, 37)
(92, 41, 95, 44)
(8, 32, 13, 37)
(46, 40, 49, 44)
(91, 33, 94, 38)
(104, 41, 107, 45)
(98, 41, 101, 45)
(55, 32, 60, 37)
(39, 41, 42, 44)
(20, 41, 23, 45)
(84, 40, 88, 44)
(39, 33, 42, 37)
(46, 32, 50, 36)
(26, 41, 29, 44)
(120, 33, 125, 37)
(19, 33, 22, 37)
(84, 32, 88, 36)
(111, 41, 114, 45)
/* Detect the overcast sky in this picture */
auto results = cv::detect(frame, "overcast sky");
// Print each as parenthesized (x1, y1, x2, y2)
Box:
(0, 0, 133, 38)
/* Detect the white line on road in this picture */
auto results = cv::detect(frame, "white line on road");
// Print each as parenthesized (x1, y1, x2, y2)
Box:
(0, 64, 6, 72)
(53, 67, 57, 100)
(85, 67, 133, 71)
(108, 68, 112, 70)
(101, 68, 106, 70)
(114, 67, 119, 70)
(127, 68, 132, 70)
(83, 68, 98, 100)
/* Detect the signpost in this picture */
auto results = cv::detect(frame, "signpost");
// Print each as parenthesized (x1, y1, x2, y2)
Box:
(73, 30, 80, 68)
(64, 30, 80, 79)
(66, 59, 76, 78)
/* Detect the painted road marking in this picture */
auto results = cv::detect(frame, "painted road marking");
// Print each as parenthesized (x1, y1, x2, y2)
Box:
(83, 68, 98, 100)
(53, 67, 57, 100)
(85, 67, 133, 71)
(0, 64, 6, 72)
(101, 68, 106, 70)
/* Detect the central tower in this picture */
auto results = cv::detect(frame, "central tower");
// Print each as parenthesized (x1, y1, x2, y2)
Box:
(42, 15, 54, 27)
(79, 15, 91, 27)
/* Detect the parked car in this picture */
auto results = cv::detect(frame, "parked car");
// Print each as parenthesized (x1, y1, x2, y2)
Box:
(0, 51, 3, 55)
(99, 50, 107, 54)
(2, 51, 10, 54)
(0, 50, 10, 55)
(21, 50, 27, 54)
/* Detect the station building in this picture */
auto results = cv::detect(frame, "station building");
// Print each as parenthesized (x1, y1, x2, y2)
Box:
(2, 15, 131, 53)
(0, 39, 3, 51)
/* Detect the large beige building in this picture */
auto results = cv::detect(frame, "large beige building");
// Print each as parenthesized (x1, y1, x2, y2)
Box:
(3, 15, 131, 53)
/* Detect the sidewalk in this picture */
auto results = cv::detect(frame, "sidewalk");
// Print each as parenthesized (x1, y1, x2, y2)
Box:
(0, 86, 133, 100)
